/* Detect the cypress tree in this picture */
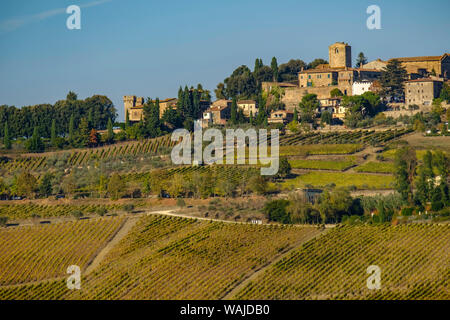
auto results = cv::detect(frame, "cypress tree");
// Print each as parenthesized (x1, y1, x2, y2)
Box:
(254, 58, 261, 73)
(88, 109, 94, 129)
(193, 90, 200, 119)
(27, 127, 44, 152)
(39, 173, 53, 197)
(230, 97, 238, 125)
(271, 57, 279, 82)
(293, 107, 298, 123)
(125, 110, 130, 129)
(69, 114, 75, 143)
(176, 86, 185, 117)
(51, 119, 57, 147)
(183, 86, 192, 118)
(4, 121, 11, 150)
(143, 98, 161, 138)
(107, 118, 114, 143)
(154, 98, 161, 125)
(79, 118, 90, 147)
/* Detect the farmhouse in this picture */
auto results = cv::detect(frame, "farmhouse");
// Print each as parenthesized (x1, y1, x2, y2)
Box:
(202, 100, 231, 127)
(237, 100, 258, 117)
(268, 110, 294, 124)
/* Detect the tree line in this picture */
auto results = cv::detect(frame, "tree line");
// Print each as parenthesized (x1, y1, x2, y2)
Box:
(214, 57, 329, 101)
(0, 92, 116, 140)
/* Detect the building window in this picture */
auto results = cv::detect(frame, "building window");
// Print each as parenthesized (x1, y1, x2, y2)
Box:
(328, 74, 330, 78)
(308, 75, 311, 79)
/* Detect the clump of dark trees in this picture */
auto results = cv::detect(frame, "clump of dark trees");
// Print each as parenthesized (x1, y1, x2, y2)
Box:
(265, 147, 449, 225)
(1, 92, 117, 152)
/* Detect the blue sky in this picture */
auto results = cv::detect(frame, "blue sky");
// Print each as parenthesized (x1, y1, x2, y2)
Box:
(0, 0, 449, 121)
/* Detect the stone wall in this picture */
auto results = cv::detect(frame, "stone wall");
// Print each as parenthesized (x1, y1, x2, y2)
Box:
(282, 85, 351, 111)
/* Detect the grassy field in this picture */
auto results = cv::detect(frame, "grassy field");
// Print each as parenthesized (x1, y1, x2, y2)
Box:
(401, 133, 450, 153)
(355, 161, 396, 174)
(0, 216, 125, 286)
(289, 159, 356, 171)
(280, 144, 362, 156)
(382, 149, 447, 161)
(234, 224, 450, 300)
(282, 172, 395, 190)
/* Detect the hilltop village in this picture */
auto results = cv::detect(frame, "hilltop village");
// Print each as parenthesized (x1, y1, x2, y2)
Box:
(124, 42, 450, 131)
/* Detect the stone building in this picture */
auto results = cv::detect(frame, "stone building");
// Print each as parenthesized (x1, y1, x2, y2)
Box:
(361, 59, 387, 71)
(329, 42, 352, 68)
(123, 96, 178, 121)
(390, 54, 450, 79)
(352, 80, 374, 95)
(260, 42, 449, 120)
(332, 105, 348, 120)
(123, 95, 145, 122)
(202, 99, 232, 127)
(237, 100, 258, 117)
(158, 98, 178, 118)
(405, 78, 444, 106)
(263, 42, 381, 111)
(268, 110, 294, 124)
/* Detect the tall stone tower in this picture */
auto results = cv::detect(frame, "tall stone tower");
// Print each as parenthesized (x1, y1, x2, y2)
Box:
(123, 95, 136, 119)
(329, 42, 352, 68)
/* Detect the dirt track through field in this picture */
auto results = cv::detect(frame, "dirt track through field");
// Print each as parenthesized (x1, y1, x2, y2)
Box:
(0, 210, 334, 291)
(221, 227, 332, 300)
(84, 217, 139, 274)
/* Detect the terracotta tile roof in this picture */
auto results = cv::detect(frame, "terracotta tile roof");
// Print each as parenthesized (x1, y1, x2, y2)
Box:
(160, 98, 177, 103)
(390, 54, 449, 62)
(405, 78, 444, 83)
(299, 68, 342, 74)
(206, 105, 230, 112)
(299, 67, 381, 74)
(315, 63, 330, 69)
(271, 110, 293, 115)
(237, 100, 257, 104)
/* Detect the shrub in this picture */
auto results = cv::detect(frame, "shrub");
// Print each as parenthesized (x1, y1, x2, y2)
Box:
(123, 204, 135, 213)
(0, 216, 8, 227)
(401, 207, 414, 216)
(431, 201, 444, 212)
(341, 215, 364, 225)
(176, 199, 186, 208)
(264, 200, 290, 224)
(96, 207, 108, 216)
(71, 210, 83, 219)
